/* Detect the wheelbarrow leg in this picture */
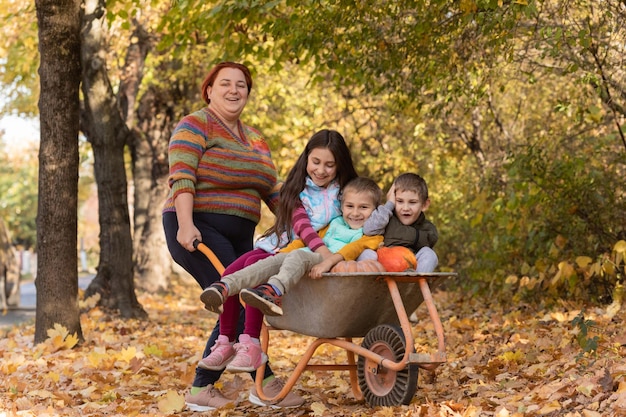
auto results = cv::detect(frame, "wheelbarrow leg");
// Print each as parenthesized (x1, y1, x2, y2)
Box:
(255, 322, 313, 405)
(344, 338, 364, 401)
(415, 277, 446, 368)
(383, 277, 415, 370)
(382, 276, 447, 369)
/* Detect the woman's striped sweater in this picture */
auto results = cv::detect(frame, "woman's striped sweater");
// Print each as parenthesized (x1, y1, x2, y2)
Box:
(163, 108, 280, 224)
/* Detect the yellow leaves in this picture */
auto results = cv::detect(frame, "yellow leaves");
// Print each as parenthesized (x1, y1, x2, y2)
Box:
(604, 300, 621, 320)
(550, 310, 578, 322)
(604, 261, 616, 275)
(519, 275, 540, 290)
(538, 400, 562, 414)
(495, 407, 510, 417)
(612, 391, 626, 414)
(450, 317, 478, 330)
(46, 371, 60, 383)
(613, 240, 626, 268)
(310, 401, 328, 416)
(498, 349, 525, 364)
(101, 390, 118, 402)
(143, 344, 163, 357)
(118, 345, 137, 362)
(579, 241, 626, 280)
(27, 389, 55, 399)
(459, 0, 477, 14)
(78, 292, 101, 310)
(576, 256, 593, 268)
(79, 385, 98, 399)
(470, 212, 483, 227)
(1, 352, 25, 374)
(512, 238, 626, 301)
(576, 380, 597, 397)
(13, 396, 33, 411)
(45, 323, 79, 352)
(551, 261, 576, 286)
(156, 390, 185, 414)
(372, 406, 396, 416)
(505, 274, 518, 285)
(438, 402, 482, 416)
(86, 349, 108, 368)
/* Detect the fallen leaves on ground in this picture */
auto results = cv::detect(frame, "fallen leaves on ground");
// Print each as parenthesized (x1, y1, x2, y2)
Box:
(1, 275, 625, 417)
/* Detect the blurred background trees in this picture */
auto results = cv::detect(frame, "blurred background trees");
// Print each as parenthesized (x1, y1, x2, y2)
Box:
(0, 0, 624, 332)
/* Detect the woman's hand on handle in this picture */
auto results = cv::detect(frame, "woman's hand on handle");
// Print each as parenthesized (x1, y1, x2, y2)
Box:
(177, 225, 201, 252)
(174, 192, 201, 251)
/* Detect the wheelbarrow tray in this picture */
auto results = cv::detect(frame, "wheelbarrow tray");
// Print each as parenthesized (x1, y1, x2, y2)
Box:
(266, 271, 447, 338)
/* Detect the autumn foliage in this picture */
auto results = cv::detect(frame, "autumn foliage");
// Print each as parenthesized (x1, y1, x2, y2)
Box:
(1, 271, 625, 416)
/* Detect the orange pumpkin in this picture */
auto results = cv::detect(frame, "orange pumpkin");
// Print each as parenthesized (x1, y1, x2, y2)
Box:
(330, 259, 386, 273)
(377, 246, 417, 272)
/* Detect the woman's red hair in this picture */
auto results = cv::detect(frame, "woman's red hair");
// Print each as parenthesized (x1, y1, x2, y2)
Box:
(201, 62, 253, 105)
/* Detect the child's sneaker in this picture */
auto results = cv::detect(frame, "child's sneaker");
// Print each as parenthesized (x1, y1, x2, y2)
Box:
(185, 384, 233, 411)
(200, 281, 229, 314)
(197, 335, 235, 370)
(240, 284, 283, 316)
(249, 377, 305, 408)
(225, 334, 268, 373)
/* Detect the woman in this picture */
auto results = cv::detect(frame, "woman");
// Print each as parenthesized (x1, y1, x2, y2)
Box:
(163, 62, 304, 411)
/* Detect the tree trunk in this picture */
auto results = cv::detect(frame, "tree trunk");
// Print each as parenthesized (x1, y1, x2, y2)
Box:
(131, 85, 183, 292)
(80, 0, 146, 319)
(115, 24, 174, 293)
(34, 0, 83, 343)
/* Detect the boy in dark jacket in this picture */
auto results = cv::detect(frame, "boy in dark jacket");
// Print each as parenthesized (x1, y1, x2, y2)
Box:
(360, 173, 438, 273)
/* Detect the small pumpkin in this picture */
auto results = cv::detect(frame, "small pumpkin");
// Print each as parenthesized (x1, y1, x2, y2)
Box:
(330, 259, 386, 273)
(377, 246, 417, 272)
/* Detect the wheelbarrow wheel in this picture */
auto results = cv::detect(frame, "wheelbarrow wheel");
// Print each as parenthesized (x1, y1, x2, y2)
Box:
(357, 324, 418, 406)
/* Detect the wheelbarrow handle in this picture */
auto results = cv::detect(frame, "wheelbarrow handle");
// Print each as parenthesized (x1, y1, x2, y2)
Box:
(193, 239, 226, 275)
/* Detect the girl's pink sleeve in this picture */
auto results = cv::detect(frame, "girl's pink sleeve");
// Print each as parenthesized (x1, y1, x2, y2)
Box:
(292, 203, 325, 251)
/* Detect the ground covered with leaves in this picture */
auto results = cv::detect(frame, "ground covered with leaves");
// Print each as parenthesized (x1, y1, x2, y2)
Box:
(1, 275, 625, 417)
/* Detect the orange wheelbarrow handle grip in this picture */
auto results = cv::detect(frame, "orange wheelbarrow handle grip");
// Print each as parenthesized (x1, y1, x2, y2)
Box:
(193, 239, 226, 275)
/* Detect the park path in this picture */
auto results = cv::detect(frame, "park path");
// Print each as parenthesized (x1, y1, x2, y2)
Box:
(0, 275, 93, 330)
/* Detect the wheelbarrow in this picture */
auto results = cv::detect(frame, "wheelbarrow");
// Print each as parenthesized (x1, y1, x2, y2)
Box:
(194, 241, 456, 407)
